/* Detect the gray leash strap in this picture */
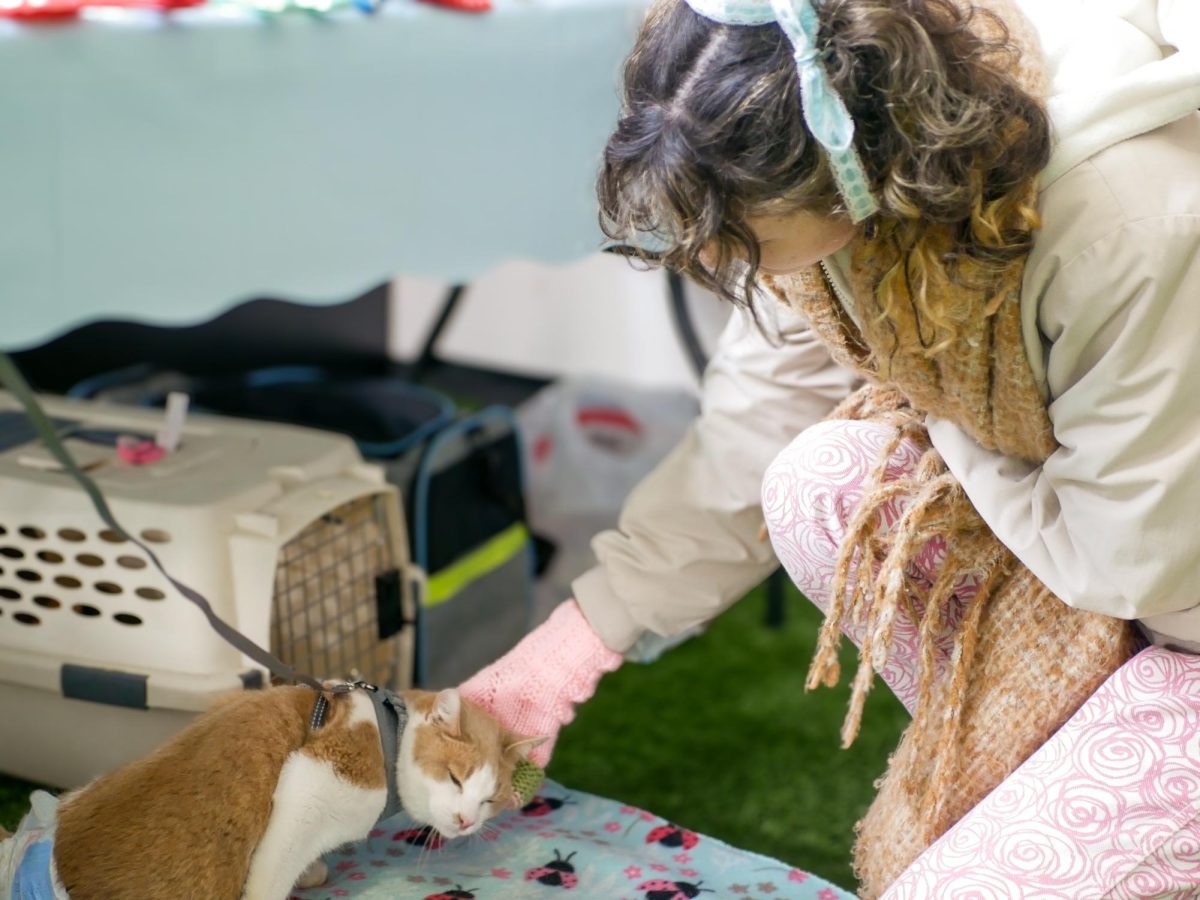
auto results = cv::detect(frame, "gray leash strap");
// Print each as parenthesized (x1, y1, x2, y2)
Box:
(0, 351, 342, 695)
(368, 685, 408, 822)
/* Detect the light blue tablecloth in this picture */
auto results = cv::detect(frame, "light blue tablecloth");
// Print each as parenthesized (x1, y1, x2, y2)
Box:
(0, 0, 646, 349)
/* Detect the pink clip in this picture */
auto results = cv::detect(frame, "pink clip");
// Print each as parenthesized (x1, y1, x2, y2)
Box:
(116, 438, 167, 466)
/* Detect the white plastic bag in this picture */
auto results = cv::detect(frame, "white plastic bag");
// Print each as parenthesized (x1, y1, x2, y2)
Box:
(517, 378, 699, 626)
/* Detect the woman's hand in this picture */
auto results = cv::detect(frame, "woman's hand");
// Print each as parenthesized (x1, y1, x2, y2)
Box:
(459, 600, 624, 766)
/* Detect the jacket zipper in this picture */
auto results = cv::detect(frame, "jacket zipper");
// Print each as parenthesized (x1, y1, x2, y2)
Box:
(819, 257, 852, 310)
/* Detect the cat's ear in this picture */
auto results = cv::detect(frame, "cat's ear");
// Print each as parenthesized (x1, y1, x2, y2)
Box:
(504, 734, 549, 759)
(431, 688, 462, 737)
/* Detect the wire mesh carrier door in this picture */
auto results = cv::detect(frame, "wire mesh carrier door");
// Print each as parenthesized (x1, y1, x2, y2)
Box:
(272, 493, 413, 691)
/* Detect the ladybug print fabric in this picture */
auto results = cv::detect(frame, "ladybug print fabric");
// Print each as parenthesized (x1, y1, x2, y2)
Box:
(289, 779, 852, 900)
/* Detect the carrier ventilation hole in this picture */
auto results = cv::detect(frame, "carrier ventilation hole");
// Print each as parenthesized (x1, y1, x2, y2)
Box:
(117, 556, 146, 570)
(140, 529, 171, 544)
(0, 547, 24, 560)
(76, 554, 104, 568)
(33, 596, 60, 609)
(14, 612, 39, 626)
(15, 570, 41, 583)
(0, 525, 6, 536)
(96, 582, 122, 595)
(37, 550, 63, 564)
(0, 588, 19, 601)
(135, 587, 165, 601)
(18, 526, 45, 540)
(72, 604, 101, 618)
(114, 613, 143, 626)
(55, 576, 82, 589)
(58, 529, 86, 543)
(98, 529, 126, 544)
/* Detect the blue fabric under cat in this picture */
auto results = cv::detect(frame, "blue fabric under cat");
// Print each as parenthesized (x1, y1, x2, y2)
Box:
(291, 779, 853, 900)
(0, 792, 68, 900)
(11, 842, 57, 900)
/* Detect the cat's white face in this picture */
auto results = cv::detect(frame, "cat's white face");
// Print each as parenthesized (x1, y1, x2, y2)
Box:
(402, 755, 503, 839)
(397, 689, 538, 840)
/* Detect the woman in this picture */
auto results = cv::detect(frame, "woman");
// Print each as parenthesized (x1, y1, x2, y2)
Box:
(464, 1, 1200, 894)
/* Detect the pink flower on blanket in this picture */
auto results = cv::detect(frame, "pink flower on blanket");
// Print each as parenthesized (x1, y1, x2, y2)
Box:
(490, 868, 511, 880)
(789, 869, 809, 883)
(624, 866, 643, 880)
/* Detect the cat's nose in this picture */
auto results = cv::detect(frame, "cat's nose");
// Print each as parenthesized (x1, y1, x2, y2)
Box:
(456, 814, 474, 831)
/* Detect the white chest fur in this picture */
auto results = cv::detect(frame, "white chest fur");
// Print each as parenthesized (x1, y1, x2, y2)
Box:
(241, 691, 387, 900)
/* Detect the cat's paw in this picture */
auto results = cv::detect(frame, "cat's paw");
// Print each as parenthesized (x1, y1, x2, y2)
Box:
(295, 858, 329, 889)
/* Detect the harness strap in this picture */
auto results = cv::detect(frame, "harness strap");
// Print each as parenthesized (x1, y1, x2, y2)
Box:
(369, 686, 408, 822)
(308, 681, 407, 822)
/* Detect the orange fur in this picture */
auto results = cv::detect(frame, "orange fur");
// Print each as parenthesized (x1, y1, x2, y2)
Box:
(302, 692, 386, 791)
(55, 687, 314, 900)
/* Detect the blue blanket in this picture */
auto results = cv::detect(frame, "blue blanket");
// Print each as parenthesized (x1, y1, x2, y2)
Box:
(291, 780, 853, 900)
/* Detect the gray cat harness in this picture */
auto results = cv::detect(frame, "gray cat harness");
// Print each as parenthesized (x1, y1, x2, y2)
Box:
(310, 681, 409, 824)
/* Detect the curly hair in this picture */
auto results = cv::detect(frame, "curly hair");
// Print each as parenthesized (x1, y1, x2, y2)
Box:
(597, 0, 1051, 351)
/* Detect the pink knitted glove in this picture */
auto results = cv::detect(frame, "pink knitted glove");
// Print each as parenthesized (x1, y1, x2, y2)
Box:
(460, 599, 623, 766)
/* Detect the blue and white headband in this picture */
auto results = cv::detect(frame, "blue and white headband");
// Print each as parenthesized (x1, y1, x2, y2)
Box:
(684, 0, 880, 223)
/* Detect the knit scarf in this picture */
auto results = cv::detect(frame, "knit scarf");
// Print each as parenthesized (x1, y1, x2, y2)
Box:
(782, 241, 1056, 463)
(756, 5, 1140, 889)
(763, 218, 1137, 897)
(759, 218, 1059, 743)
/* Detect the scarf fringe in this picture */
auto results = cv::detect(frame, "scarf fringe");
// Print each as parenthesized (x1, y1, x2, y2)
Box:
(803, 399, 1028, 833)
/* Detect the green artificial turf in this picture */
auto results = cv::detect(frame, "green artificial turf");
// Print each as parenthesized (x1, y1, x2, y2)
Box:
(548, 584, 909, 892)
(0, 584, 908, 892)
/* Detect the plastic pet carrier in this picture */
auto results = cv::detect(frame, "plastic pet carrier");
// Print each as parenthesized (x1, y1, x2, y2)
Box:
(0, 392, 417, 788)
(72, 366, 536, 688)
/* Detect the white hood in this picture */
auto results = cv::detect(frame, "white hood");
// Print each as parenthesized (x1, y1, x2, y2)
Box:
(1016, 0, 1200, 185)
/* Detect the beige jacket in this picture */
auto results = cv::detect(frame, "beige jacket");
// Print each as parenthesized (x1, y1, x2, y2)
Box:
(577, 0, 1200, 654)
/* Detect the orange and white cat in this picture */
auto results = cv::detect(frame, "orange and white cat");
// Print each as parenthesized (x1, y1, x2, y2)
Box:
(8, 685, 540, 900)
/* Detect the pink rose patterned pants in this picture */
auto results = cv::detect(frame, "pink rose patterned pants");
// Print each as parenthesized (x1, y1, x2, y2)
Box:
(762, 420, 1200, 899)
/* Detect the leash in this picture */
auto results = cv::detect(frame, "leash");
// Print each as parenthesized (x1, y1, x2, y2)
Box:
(0, 351, 350, 696)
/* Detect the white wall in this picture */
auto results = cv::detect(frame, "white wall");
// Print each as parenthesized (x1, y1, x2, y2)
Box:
(389, 253, 730, 392)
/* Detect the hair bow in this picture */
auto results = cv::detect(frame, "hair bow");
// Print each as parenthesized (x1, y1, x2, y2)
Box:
(683, 0, 879, 223)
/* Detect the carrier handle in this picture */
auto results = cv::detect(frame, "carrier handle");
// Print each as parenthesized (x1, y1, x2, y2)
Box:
(0, 352, 347, 696)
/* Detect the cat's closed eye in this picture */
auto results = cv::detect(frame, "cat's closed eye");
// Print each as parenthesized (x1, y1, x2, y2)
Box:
(447, 770, 462, 789)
